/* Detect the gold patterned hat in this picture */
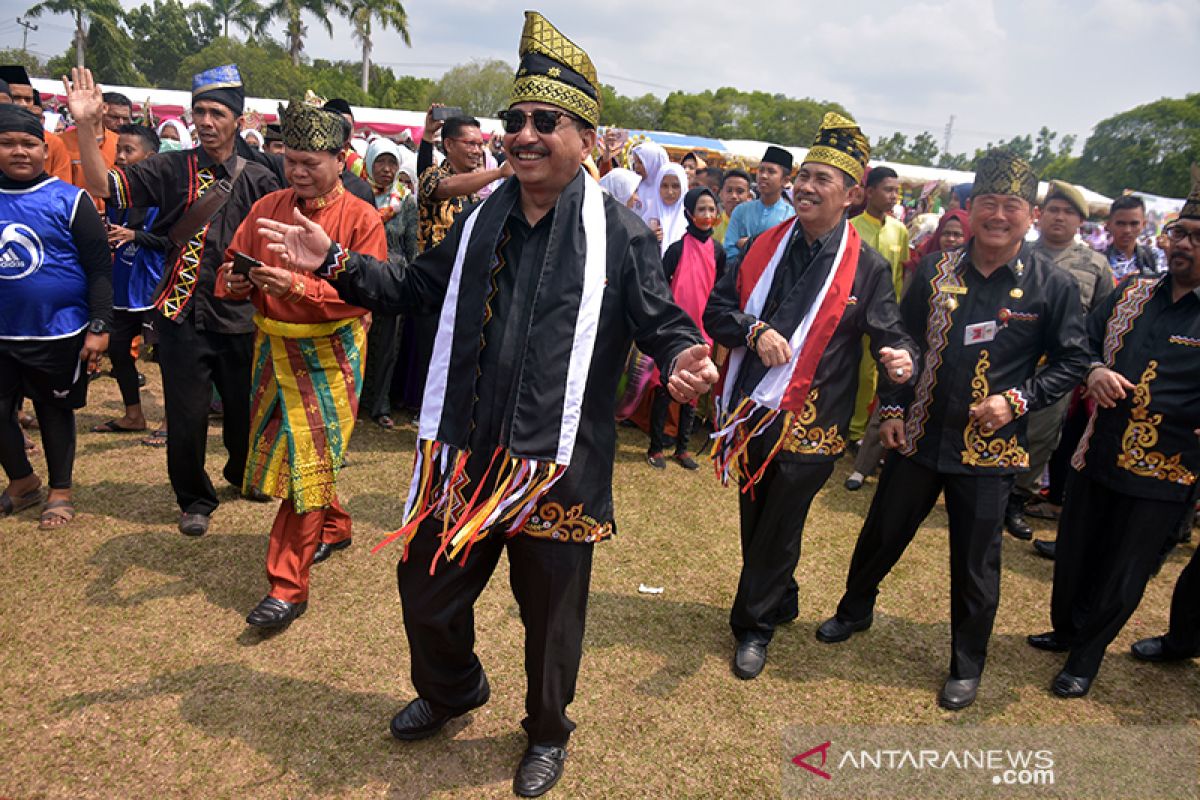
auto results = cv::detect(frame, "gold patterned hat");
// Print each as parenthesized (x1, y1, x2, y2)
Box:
(972, 148, 1038, 205)
(1181, 164, 1200, 221)
(278, 100, 345, 152)
(803, 112, 870, 183)
(509, 11, 600, 127)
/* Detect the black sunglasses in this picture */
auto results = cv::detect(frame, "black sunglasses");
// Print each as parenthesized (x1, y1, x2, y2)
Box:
(499, 108, 574, 134)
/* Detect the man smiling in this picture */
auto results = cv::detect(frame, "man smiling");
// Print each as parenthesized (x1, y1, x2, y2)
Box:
(818, 149, 1089, 711)
(255, 13, 717, 797)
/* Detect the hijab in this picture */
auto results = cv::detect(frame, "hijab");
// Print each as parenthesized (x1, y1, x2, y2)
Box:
(599, 168, 641, 208)
(908, 208, 972, 272)
(655, 162, 688, 254)
(631, 141, 668, 223)
(682, 186, 716, 240)
(156, 118, 192, 149)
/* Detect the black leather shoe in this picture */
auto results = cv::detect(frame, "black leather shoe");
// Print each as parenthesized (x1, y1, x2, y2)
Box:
(312, 538, 352, 564)
(513, 744, 567, 798)
(938, 676, 980, 710)
(1051, 670, 1092, 698)
(389, 680, 490, 741)
(732, 641, 767, 680)
(1131, 636, 1200, 663)
(1027, 631, 1069, 652)
(178, 511, 210, 537)
(1033, 539, 1056, 560)
(241, 488, 272, 503)
(1004, 496, 1033, 540)
(245, 596, 306, 628)
(815, 614, 873, 643)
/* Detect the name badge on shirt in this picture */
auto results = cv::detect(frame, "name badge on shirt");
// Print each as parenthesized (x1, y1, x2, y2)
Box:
(964, 321, 997, 346)
(941, 285, 968, 295)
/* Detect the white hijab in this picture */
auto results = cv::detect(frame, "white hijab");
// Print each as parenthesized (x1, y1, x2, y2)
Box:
(365, 137, 402, 188)
(655, 163, 689, 254)
(156, 118, 192, 149)
(599, 168, 641, 208)
(631, 141, 668, 223)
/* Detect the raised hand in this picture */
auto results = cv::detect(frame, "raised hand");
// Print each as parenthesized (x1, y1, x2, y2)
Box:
(62, 67, 104, 126)
(257, 207, 333, 273)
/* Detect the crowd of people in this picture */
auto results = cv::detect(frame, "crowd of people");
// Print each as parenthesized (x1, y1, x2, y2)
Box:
(1, 11, 1198, 797)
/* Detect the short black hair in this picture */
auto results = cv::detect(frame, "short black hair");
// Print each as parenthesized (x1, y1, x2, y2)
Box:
(1109, 195, 1145, 215)
(865, 166, 898, 188)
(843, 171, 859, 189)
(701, 166, 724, 183)
(336, 115, 352, 146)
(31, 88, 41, 107)
(721, 168, 752, 190)
(117, 123, 160, 153)
(103, 92, 133, 108)
(443, 116, 481, 141)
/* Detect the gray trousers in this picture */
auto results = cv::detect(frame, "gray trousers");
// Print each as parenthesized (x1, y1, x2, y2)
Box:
(1014, 391, 1072, 497)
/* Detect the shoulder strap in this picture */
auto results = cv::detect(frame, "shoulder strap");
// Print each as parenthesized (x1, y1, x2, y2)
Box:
(167, 156, 247, 247)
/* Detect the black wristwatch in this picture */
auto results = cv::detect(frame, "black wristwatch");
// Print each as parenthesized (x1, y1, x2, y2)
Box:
(88, 319, 110, 335)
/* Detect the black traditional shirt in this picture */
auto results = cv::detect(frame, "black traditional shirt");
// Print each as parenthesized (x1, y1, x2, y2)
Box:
(106, 148, 280, 333)
(704, 221, 917, 463)
(316, 177, 701, 543)
(881, 241, 1089, 475)
(1072, 275, 1200, 502)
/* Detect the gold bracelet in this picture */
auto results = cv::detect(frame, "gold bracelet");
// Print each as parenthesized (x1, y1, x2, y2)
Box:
(289, 279, 306, 301)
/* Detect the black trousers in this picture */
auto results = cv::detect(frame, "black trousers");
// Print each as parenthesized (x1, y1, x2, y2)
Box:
(109, 309, 148, 408)
(398, 519, 594, 747)
(836, 452, 1012, 679)
(360, 313, 400, 419)
(731, 448, 834, 645)
(647, 387, 696, 455)
(1165, 544, 1200, 654)
(1044, 401, 1089, 506)
(1051, 470, 1187, 678)
(0, 340, 85, 490)
(156, 316, 254, 515)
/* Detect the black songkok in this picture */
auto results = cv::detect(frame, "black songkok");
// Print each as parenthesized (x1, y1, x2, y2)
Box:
(761, 145, 794, 173)
(323, 98, 353, 117)
(0, 103, 44, 139)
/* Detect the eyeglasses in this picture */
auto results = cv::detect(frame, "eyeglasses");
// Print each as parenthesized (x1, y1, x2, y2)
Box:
(499, 108, 574, 135)
(445, 137, 484, 150)
(1164, 224, 1200, 247)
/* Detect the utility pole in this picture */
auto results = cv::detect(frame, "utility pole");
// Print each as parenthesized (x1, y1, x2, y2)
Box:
(16, 17, 37, 53)
(942, 114, 955, 158)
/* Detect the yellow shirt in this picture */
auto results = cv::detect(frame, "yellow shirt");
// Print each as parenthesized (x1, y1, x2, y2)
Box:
(851, 211, 910, 299)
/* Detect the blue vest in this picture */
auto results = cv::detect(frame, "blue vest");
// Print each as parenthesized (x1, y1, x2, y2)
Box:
(108, 206, 164, 311)
(0, 177, 89, 339)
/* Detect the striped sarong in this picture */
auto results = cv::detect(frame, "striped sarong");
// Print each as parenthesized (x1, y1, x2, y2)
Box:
(245, 313, 367, 513)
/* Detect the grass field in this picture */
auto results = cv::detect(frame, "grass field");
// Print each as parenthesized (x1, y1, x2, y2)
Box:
(2, 372, 1197, 799)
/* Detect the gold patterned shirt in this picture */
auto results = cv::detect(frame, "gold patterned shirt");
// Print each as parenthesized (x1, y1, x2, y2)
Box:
(881, 242, 1090, 475)
(1071, 275, 1200, 501)
(417, 160, 478, 253)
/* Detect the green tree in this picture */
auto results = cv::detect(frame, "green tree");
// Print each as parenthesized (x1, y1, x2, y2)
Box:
(125, 0, 208, 87)
(432, 59, 512, 118)
(872, 132, 909, 162)
(1071, 94, 1200, 197)
(599, 84, 662, 129)
(0, 47, 47, 77)
(348, 0, 409, 94)
(658, 87, 846, 146)
(210, 0, 260, 38)
(255, 0, 346, 67)
(369, 69, 433, 109)
(25, 0, 125, 68)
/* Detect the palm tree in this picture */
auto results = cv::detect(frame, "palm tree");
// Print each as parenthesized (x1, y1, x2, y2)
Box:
(25, 0, 123, 67)
(211, 0, 261, 39)
(349, 0, 409, 94)
(255, 0, 346, 67)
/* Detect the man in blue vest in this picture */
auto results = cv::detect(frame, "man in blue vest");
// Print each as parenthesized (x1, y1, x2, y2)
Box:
(0, 103, 111, 529)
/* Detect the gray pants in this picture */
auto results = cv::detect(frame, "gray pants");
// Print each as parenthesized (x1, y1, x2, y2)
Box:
(1013, 391, 1072, 497)
(853, 406, 885, 476)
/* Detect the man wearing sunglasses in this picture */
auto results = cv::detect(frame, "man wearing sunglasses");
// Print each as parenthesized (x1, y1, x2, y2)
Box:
(255, 13, 717, 797)
(1026, 167, 1200, 699)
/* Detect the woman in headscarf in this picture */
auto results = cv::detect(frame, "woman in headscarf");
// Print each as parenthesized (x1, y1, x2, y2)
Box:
(359, 136, 419, 430)
(155, 118, 192, 150)
(241, 129, 264, 150)
(646, 186, 725, 470)
(599, 167, 641, 211)
(630, 141, 669, 226)
(655, 162, 689, 254)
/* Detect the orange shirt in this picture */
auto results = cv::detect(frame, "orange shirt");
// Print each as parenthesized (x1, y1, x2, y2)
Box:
(221, 184, 387, 324)
(60, 126, 117, 209)
(44, 132, 72, 185)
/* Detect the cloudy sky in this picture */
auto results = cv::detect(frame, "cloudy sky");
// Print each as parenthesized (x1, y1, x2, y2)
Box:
(1, 0, 1195, 154)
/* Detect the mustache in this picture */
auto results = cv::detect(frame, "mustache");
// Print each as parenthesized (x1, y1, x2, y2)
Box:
(795, 193, 822, 204)
(510, 144, 549, 156)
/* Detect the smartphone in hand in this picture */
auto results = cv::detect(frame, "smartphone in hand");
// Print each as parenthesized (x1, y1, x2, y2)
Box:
(232, 251, 262, 277)
(431, 106, 464, 121)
